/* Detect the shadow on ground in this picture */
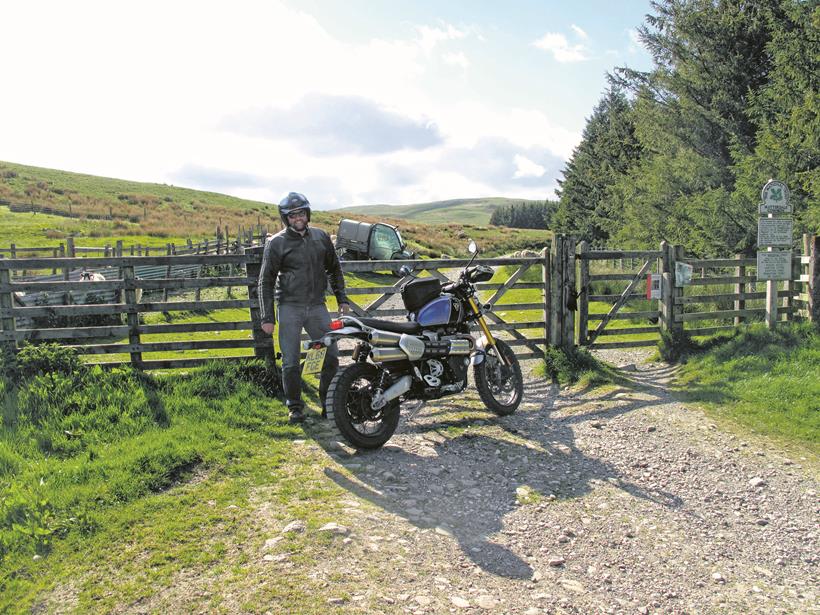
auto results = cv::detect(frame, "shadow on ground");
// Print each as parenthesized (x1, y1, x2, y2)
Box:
(311, 364, 683, 580)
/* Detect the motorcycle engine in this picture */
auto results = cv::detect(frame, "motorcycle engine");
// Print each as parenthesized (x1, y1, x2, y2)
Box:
(420, 355, 469, 395)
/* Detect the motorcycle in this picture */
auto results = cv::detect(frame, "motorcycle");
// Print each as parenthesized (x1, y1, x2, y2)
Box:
(305, 240, 524, 449)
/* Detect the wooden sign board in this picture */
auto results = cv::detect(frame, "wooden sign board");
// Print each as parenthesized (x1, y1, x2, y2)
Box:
(758, 218, 793, 248)
(757, 250, 792, 281)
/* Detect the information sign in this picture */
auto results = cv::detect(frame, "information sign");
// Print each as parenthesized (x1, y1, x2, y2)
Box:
(757, 251, 792, 281)
(757, 218, 793, 248)
(759, 179, 791, 214)
(675, 262, 693, 287)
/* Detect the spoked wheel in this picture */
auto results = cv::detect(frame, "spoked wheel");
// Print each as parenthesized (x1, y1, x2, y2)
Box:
(326, 362, 400, 449)
(473, 339, 523, 415)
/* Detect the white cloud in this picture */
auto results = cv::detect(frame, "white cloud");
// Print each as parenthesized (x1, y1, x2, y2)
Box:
(532, 32, 589, 63)
(0, 1, 576, 207)
(416, 23, 467, 55)
(443, 51, 470, 70)
(570, 24, 589, 40)
(513, 155, 546, 179)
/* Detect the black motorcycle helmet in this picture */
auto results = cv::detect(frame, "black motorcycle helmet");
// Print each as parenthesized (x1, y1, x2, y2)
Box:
(278, 192, 311, 227)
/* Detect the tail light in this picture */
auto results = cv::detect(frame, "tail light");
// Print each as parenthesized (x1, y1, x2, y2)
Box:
(330, 319, 344, 330)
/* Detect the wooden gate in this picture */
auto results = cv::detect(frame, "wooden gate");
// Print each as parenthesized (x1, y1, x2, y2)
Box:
(576, 243, 663, 349)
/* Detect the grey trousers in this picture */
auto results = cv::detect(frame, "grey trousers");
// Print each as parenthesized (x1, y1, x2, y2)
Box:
(277, 303, 339, 411)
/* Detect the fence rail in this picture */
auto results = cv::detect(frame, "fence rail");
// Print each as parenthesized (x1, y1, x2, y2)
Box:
(0, 248, 556, 369)
(1, 235, 817, 367)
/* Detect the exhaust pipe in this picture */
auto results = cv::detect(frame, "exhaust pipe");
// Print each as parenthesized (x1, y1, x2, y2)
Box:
(368, 330, 403, 346)
(448, 339, 472, 355)
(371, 375, 412, 410)
(370, 347, 408, 362)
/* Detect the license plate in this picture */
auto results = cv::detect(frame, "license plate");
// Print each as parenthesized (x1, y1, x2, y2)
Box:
(302, 346, 327, 375)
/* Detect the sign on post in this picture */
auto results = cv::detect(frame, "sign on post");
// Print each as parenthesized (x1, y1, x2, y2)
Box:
(675, 262, 693, 287)
(759, 180, 791, 215)
(757, 250, 792, 281)
(758, 218, 793, 248)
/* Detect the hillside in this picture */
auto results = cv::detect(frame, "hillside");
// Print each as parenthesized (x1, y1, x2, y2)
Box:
(338, 197, 542, 225)
(0, 161, 551, 257)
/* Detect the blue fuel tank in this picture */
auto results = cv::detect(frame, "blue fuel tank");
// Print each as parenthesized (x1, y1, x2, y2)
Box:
(416, 296, 452, 326)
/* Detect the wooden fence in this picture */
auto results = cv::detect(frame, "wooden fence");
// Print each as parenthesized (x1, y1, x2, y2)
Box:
(576, 236, 818, 349)
(1, 235, 817, 370)
(0, 246, 556, 370)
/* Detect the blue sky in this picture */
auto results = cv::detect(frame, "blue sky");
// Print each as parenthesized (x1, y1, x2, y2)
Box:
(0, 0, 653, 208)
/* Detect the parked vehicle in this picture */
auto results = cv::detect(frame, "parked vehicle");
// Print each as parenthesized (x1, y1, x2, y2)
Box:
(334, 218, 415, 267)
(305, 240, 523, 449)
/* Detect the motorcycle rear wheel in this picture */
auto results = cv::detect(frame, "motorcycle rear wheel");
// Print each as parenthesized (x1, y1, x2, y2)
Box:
(473, 339, 523, 415)
(327, 362, 400, 449)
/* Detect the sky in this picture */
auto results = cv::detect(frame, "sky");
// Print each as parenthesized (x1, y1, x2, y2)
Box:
(0, 0, 654, 209)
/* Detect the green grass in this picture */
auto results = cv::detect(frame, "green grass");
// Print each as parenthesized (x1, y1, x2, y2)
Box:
(672, 323, 819, 451)
(0, 345, 335, 611)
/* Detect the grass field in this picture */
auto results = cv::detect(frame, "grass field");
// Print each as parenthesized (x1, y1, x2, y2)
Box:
(0, 345, 340, 612)
(672, 323, 819, 452)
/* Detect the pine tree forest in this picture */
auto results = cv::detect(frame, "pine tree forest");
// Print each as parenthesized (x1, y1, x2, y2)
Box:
(550, 0, 819, 256)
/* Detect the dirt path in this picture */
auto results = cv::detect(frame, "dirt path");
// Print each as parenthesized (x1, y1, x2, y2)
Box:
(280, 351, 819, 614)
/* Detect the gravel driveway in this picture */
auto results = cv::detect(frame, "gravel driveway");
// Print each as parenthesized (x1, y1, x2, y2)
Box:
(303, 350, 818, 614)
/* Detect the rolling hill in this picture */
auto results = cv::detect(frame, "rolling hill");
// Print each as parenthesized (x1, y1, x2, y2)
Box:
(0, 161, 552, 257)
(338, 197, 543, 225)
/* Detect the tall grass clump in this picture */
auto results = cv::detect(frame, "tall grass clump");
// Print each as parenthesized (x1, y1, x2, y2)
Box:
(540, 346, 612, 388)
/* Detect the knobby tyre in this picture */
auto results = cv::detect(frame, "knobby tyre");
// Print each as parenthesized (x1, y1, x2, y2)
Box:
(473, 339, 523, 415)
(326, 362, 400, 449)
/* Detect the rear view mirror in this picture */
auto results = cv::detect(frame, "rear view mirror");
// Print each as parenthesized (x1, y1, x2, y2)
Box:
(468, 239, 477, 254)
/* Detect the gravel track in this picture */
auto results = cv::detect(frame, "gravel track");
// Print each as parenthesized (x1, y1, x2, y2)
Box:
(300, 350, 819, 614)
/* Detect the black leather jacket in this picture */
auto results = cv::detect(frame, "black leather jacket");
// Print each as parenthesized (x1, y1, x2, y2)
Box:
(258, 226, 348, 324)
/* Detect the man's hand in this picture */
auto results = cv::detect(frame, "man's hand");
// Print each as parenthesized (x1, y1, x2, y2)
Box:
(339, 303, 351, 315)
(261, 322, 275, 335)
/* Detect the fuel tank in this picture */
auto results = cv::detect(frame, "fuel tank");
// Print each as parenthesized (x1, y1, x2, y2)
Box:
(416, 296, 461, 327)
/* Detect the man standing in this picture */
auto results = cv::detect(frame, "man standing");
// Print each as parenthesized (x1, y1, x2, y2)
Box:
(258, 192, 351, 423)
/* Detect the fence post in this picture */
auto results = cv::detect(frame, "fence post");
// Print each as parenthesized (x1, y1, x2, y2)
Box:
(541, 246, 551, 355)
(0, 265, 17, 352)
(245, 246, 274, 359)
(163, 244, 172, 302)
(766, 275, 778, 330)
(660, 241, 672, 333)
(549, 236, 563, 347)
(122, 264, 142, 368)
(63, 239, 72, 305)
(10, 244, 16, 259)
(809, 235, 820, 326)
(563, 237, 576, 350)
(672, 245, 684, 335)
(734, 253, 745, 326)
(577, 240, 589, 346)
(116, 240, 124, 303)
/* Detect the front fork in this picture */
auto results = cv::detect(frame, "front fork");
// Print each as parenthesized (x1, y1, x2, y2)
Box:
(467, 297, 510, 367)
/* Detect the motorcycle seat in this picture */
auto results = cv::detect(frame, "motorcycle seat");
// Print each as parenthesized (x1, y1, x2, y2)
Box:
(356, 317, 422, 335)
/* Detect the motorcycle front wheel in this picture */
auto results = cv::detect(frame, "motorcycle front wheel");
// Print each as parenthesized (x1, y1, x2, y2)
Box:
(326, 362, 400, 449)
(473, 339, 523, 416)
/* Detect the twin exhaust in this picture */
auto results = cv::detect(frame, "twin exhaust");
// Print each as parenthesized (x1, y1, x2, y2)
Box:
(368, 329, 472, 362)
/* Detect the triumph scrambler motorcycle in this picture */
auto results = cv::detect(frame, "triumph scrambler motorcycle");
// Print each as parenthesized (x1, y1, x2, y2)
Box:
(305, 240, 523, 449)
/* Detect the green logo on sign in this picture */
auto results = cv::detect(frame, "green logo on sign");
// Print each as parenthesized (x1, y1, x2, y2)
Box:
(769, 187, 783, 201)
